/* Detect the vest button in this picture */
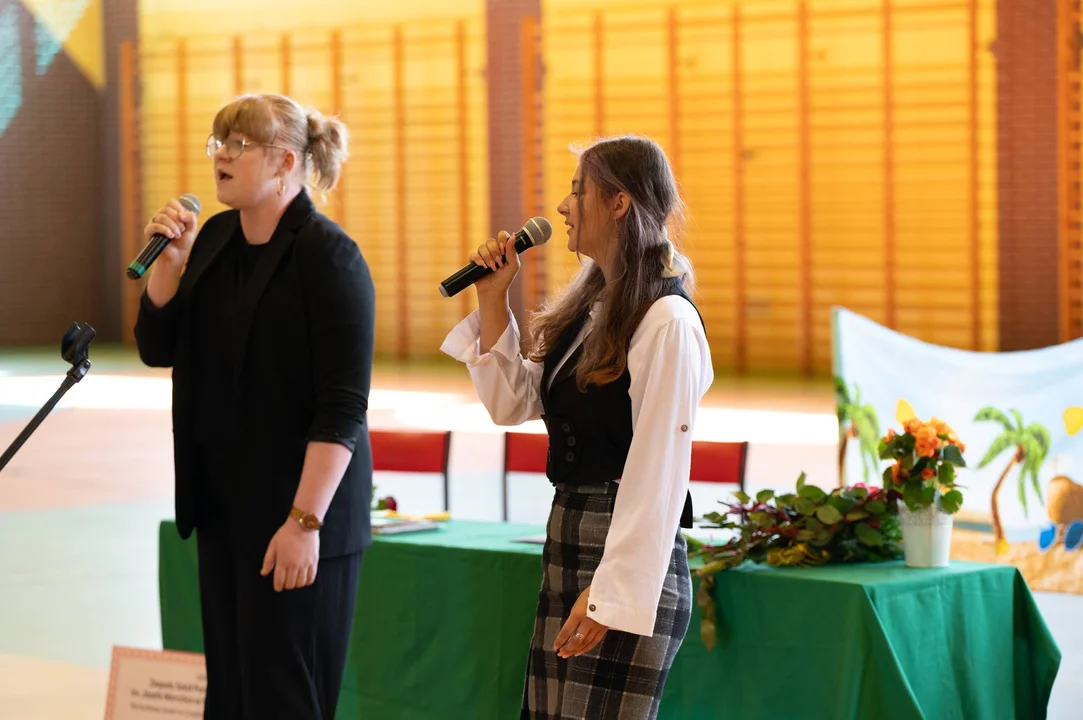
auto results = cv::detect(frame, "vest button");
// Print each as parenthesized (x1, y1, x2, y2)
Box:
(567, 437, 576, 447)
(588, 604, 597, 612)
(681, 424, 689, 432)
(565, 451, 575, 462)
(561, 422, 571, 432)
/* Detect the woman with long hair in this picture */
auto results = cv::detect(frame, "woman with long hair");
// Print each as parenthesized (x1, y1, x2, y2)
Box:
(442, 135, 713, 719)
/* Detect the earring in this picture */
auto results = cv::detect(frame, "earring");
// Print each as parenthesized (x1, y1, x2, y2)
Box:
(276, 176, 285, 196)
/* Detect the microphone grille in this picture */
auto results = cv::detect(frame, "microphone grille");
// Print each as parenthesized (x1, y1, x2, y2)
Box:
(524, 216, 553, 246)
(179, 194, 202, 214)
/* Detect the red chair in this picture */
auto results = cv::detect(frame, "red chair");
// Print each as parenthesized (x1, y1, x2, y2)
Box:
(369, 430, 453, 512)
(500, 434, 748, 521)
(690, 440, 748, 492)
(502, 432, 550, 521)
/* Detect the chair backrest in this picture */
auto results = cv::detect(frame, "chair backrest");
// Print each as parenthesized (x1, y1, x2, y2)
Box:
(503, 432, 550, 474)
(689, 440, 748, 490)
(501, 432, 550, 521)
(369, 430, 452, 510)
(500, 434, 749, 520)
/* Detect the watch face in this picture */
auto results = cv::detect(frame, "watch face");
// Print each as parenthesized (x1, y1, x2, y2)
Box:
(292, 508, 321, 531)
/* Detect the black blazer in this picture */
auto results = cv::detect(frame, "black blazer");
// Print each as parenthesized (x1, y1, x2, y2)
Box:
(134, 191, 375, 558)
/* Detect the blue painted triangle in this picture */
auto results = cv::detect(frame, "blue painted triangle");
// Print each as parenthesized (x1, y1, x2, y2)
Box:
(35, 17, 61, 76)
(0, 4, 21, 137)
(31, 0, 90, 78)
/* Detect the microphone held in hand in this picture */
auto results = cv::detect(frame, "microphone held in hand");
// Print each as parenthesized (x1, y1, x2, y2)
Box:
(126, 194, 202, 280)
(439, 217, 553, 298)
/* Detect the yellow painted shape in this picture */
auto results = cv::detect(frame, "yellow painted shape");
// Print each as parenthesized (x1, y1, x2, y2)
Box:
(21, 0, 104, 89)
(896, 399, 917, 425)
(63, 0, 103, 89)
(1064, 407, 1083, 436)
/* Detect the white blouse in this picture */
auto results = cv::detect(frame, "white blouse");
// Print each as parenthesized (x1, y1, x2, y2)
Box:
(440, 295, 714, 636)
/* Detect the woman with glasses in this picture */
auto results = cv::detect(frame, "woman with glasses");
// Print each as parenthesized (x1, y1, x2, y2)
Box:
(134, 93, 375, 720)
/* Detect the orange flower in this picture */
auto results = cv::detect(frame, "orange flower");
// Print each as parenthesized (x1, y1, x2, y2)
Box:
(914, 425, 941, 458)
(885, 428, 897, 442)
(904, 418, 924, 435)
(921, 467, 936, 480)
(891, 462, 903, 484)
(930, 417, 950, 436)
(944, 433, 966, 453)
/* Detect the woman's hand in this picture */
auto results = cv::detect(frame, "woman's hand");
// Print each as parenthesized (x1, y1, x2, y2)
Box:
(260, 519, 320, 591)
(143, 198, 199, 270)
(143, 198, 199, 308)
(554, 585, 608, 658)
(472, 230, 520, 300)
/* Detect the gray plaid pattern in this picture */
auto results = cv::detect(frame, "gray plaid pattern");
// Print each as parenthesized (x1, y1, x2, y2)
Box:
(521, 482, 692, 720)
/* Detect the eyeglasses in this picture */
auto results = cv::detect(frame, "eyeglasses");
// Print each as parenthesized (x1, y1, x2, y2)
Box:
(206, 133, 290, 160)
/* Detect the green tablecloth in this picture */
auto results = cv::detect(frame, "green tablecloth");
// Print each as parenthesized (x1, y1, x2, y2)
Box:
(159, 520, 1060, 719)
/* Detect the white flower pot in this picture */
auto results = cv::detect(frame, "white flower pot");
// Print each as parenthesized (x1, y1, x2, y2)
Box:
(897, 501, 953, 568)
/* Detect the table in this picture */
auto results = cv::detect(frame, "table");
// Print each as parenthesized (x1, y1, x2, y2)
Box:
(159, 520, 1060, 719)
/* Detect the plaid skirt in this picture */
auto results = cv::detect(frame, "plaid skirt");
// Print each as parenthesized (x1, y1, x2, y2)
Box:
(521, 482, 692, 720)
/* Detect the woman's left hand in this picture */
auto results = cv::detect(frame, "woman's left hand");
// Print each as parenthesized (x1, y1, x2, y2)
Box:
(260, 520, 320, 592)
(554, 585, 608, 658)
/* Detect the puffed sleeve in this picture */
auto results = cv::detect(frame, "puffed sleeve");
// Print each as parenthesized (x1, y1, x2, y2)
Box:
(440, 308, 544, 426)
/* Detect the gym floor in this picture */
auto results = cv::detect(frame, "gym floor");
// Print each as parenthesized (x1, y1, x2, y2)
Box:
(0, 347, 1077, 718)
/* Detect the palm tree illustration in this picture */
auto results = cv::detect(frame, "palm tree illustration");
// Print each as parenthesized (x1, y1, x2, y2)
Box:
(974, 408, 1051, 555)
(835, 378, 881, 486)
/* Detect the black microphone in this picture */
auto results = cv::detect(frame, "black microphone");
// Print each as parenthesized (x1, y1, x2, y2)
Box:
(439, 217, 553, 298)
(126, 194, 201, 280)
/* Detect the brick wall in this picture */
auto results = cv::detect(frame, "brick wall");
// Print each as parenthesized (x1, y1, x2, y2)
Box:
(996, 0, 1060, 351)
(485, 0, 542, 330)
(0, 0, 135, 347)
(100, 0, 139, 342)
(0, 2, 102, 347)
(1056, 0, 1082, 341)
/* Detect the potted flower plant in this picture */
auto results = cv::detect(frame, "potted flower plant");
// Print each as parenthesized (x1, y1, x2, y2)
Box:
(878, 417, 966, 567)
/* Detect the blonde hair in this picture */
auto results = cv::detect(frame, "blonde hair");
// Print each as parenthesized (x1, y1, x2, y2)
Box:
(212, 93, 348, 192)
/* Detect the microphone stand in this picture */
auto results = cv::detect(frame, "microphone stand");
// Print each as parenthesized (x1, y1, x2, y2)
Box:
(0, 322, 95, 473)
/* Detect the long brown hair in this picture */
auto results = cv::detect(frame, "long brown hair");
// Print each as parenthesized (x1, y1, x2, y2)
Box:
(527, 136, 695, 389)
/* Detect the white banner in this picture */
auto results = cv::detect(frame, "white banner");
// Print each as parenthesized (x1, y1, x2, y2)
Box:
(833, 307, 1083, 593)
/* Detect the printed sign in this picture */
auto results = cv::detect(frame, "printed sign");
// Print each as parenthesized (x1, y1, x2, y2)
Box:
(104, 646, 206, 719)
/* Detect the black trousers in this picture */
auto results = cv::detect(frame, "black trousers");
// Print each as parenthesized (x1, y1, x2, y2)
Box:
(196, 522, 362, 720)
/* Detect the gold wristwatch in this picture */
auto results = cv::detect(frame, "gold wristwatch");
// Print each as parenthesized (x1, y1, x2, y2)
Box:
(290, 506, 323, 531)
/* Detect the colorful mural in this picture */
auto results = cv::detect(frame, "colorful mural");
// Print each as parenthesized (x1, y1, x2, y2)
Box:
(0, 0, 102, 137)
(834, 307, 1083, 594)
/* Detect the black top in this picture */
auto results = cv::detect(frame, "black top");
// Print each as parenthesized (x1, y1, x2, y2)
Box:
(191, 228, 273, 443)
(539, 283, 703, 528)
(134, 191, 377, 558)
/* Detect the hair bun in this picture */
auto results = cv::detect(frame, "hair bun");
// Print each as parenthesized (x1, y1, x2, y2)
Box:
(303, 109, 349, 192)
(306, 110, 326, 143)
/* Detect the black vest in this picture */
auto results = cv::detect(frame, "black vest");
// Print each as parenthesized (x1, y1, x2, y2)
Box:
(539, 284, 704, 528)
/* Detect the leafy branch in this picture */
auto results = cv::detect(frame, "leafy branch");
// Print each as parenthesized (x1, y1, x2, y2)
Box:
(685, 475, 903, 650)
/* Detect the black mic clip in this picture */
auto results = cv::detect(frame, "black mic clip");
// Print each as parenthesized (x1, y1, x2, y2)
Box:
(62, 321, 95, 382)
(0, 321, 95, 473)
